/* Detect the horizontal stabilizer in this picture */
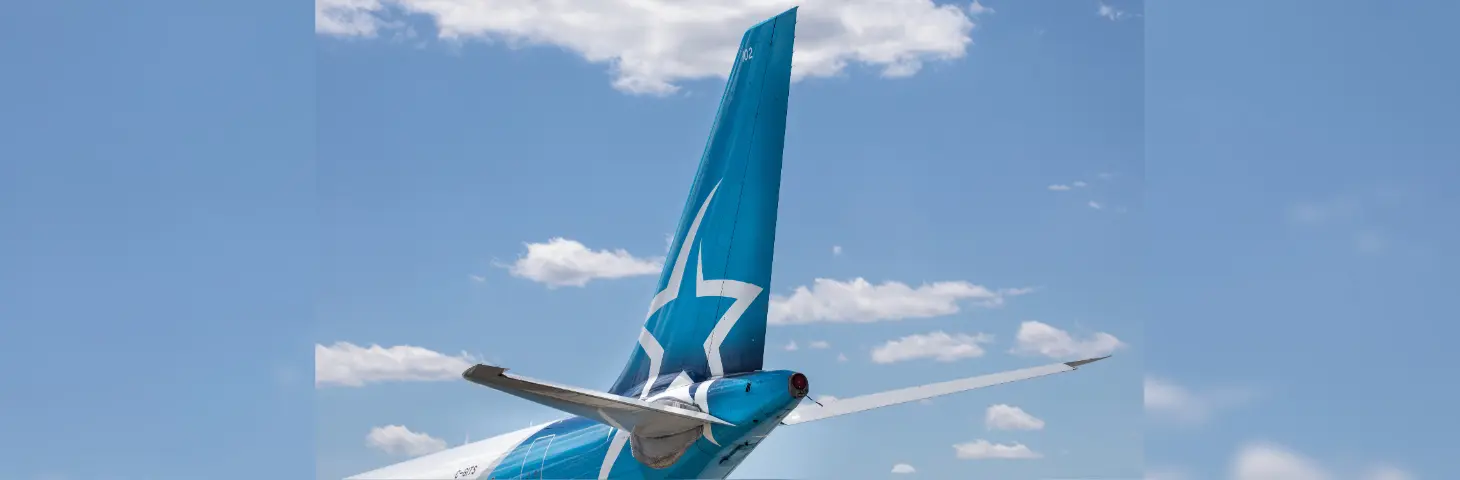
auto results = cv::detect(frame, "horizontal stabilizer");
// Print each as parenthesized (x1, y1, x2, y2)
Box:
(462, 364, 733, 437)
(782, 356, 1110, 425)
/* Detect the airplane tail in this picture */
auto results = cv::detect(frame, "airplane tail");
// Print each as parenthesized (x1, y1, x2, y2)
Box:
(609, 7, 798, 399)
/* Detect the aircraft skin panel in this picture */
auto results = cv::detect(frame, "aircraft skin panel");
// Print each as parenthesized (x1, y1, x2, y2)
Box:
(485, 370, 802, 479)
(607, 4, 798, 398)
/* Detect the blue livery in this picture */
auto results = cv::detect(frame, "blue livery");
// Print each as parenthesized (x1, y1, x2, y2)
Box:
(345, 7, 1108, 480)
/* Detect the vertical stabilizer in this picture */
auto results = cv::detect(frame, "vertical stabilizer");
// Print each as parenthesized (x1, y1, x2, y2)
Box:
(609, 7, 798, 398)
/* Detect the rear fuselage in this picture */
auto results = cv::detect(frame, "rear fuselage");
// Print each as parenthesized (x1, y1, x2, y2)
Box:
(347, 370, 806, 479)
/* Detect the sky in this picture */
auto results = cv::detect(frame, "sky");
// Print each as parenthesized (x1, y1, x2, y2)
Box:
(313, 0, 1140, 479)
(1, 1, 1456, 480)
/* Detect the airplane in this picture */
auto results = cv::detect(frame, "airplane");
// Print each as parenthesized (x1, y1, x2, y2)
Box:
(345, 6, 1108, 479)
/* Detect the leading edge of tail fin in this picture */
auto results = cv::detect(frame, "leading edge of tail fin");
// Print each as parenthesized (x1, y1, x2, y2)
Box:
(609, 7, 798, 398)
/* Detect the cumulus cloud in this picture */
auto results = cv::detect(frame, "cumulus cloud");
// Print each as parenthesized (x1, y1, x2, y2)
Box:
(985, 404, 1045, 431)
(1144, 376, 1255, 425)
(366, 425, 448, 457)
(315, 342, 479, 387)
(769, 278, 1031, 324)
(1224, 442, 1414, 480)
(967, 1, 994, 16)
(891, 463, 916, 474)
(872, 331, 993, 364)
(500, 237, 661, 288)
(953, 439, 1041, 459)
(1011, 320, 1123, 360)
(1231, 442, 1330, 480)
(316, 0, 982, 95)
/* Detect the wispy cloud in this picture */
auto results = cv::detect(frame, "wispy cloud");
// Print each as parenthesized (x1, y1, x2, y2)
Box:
(872, 331, 994, 363)
(1145, 376, 1256, 425)
(832, 245, 843, 256)
(783, 340, 799, 351)
(953, 439, 1042, 459)
(366, 425, 447, 457)
(1011, 320, 1123, 359)
(808, 340, 831, 349)
(499, 237, 661, 288)
(1088, 200, 1104, 210)
(769, 278, 1032, 324)
(315, 342, 479, 387)
(1286, 192, 1407, 254)
(1049, 184, 1072, 191)
(1098, 3, 1131, 21)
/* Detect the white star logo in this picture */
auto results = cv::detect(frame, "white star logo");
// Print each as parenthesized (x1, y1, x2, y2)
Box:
(634, 181, 764, 399)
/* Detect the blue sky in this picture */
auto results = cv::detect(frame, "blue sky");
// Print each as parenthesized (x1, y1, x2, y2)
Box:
(2, 0, 1456, 480)
(312, 1, 1140, 479)
(1143, 1, 1459, 479)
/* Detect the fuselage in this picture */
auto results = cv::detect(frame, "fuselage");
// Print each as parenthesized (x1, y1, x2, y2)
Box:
(347, 370, 806, 479)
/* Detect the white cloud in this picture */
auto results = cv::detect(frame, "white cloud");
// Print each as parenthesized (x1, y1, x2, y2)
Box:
(1098, 3, 1130, 21)
(315, 342, 479, 387)
(872, 331, 993, 364)
(769, 278, 1031, 324)
(1088, 200, 1104, 209)
(1144, 376, 1255, 425)
(1073, 181, 1088, 187)
(1048, 184, 1072, 191)
(1231, 442, 1329, 480)
(784, 340, 799, 351)
(891, 463, 917, 474)
(468, 274, 485, 283)
(831, 245, 843, 256)
(985, 404, 1045, 431)
(366, 425, 448, 457)
(317, 0, 981, 96)
(500, 237, 661, 288)
(953, 439, 1041, 460)
(967, 1, 994, 16)
(836, 352, 849, 362)
(1011, 321, 1123, 360)
(808, 340, 831, 349)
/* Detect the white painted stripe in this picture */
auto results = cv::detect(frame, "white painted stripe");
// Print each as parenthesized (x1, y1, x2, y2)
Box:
(598, 429, 631, 480)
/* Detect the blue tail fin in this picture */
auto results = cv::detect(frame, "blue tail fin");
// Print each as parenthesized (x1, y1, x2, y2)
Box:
(609, 7, 797, 398)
